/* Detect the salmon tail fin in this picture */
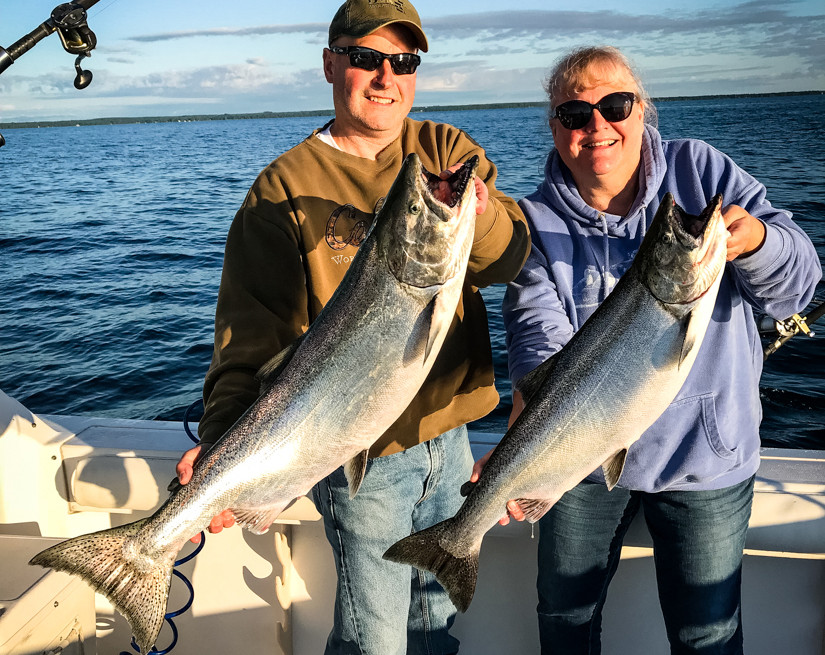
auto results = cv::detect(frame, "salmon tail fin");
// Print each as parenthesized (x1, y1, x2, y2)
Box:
(383, 518, 479, 613)
(29, 519, 173, 654)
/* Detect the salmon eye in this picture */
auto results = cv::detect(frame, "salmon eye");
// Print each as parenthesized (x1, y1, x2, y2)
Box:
(409, 202, 421, 215)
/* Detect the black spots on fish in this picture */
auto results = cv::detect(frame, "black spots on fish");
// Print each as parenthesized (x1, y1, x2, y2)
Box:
(29, 519, 173, 654)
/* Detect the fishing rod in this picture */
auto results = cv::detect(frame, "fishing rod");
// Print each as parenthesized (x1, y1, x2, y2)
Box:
(0, 0, 100, 147)
(760, 298, 825, 360)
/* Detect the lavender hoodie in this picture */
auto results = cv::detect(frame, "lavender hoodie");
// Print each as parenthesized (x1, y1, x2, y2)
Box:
(503, 125, 820, 492)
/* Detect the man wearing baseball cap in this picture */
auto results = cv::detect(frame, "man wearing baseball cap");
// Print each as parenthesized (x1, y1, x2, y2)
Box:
(176, 1, 529, 652)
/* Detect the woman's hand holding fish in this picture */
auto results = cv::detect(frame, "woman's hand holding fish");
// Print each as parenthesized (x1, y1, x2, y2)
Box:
(723, 205, 766, 261)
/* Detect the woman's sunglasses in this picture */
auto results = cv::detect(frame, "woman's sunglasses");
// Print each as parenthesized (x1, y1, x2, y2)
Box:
(329, 46, 421, 76)
(552, 92, 637, 130)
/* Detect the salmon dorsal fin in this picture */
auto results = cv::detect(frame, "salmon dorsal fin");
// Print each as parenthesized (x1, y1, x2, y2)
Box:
(602, 449, 628, 490)
(516, 352, 559, 405)
(345, 449, 369, 498)
(460, 480, 476, 496)
(255, 336, 305, 391)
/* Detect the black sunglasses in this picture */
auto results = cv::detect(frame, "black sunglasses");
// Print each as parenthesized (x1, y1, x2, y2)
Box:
(552, 92, 637, 130)
(329, 45, 421, 76)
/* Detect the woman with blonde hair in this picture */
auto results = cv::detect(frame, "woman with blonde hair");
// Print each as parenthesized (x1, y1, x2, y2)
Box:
(494, 46, 819, 653)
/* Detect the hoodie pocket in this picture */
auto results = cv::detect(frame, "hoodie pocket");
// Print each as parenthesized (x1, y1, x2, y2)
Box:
(620, 392, 737, 491)
(689, 393, 736, 459)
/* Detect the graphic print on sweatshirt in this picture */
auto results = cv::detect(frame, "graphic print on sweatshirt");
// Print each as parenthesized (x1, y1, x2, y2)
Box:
(573, 250, 638, 314)
(325, 197, 384, 263)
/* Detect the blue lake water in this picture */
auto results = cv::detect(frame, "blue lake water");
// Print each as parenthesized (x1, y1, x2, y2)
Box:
(1, 95, 823, 448)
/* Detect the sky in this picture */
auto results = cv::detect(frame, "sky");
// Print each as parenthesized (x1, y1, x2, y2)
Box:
(0, 0, 823, 122)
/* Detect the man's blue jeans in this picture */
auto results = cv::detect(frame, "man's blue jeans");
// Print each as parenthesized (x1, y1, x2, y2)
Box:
(311, 425, 473, 655)
(536, 476, 755, 655)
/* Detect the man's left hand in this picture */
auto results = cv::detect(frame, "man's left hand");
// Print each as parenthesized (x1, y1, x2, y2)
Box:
(440, 163, 488, 215)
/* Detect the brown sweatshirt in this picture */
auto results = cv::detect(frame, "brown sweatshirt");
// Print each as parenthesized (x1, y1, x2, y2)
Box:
(198, 117, 530, 456)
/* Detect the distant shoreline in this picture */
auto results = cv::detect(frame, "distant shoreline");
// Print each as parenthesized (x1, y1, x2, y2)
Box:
(1, 90, 821, 130)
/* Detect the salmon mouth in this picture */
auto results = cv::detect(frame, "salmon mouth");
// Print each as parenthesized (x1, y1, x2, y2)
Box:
(674, 194, 723, 242)
(422, 156, 479, 208)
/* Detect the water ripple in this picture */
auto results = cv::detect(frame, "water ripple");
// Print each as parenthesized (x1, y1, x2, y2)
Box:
(1, 101, 823, 448)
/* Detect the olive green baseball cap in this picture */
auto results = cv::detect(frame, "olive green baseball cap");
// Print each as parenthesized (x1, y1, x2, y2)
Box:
(329, 0, 429, 53)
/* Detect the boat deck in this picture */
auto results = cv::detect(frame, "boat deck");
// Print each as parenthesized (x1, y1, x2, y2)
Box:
(0, 390, 823, 654)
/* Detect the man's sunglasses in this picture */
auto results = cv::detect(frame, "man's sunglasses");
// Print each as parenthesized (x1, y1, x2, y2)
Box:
(329, 46, 421, 76)
(552, 92, 637, 130)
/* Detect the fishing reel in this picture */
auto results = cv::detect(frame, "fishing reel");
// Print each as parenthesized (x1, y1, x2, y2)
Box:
(52, 2, 98, 89)
(0, 1, 98, 85)
(0, 0, 99, 146)
(759, 299, 825, 360)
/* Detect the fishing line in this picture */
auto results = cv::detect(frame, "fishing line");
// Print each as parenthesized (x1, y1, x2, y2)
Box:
(86, 0, 123, 17)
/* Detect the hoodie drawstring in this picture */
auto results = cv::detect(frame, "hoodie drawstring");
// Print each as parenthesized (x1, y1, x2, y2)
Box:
(599, 212, 610, 301)
(640, 204, 648, 239)
(600, 205, 648, 302)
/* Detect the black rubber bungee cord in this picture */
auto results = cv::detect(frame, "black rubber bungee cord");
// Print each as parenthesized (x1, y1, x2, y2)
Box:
(119, 398, 206, 654)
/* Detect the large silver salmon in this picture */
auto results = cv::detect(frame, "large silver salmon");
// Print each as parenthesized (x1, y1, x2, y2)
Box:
(30, 153, 479, 652)
(384, 193, 728, 612)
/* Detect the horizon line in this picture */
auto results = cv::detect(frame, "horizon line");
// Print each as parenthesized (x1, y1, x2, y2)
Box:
(1, 90, 822, 130)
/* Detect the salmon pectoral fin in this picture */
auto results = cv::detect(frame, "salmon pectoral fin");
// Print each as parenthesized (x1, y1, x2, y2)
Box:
(679, 311, 703, 369)
(602, 448, 628, 490)
(405, 293, 451, 367)
(424, 293, 452, 365)
(344, 449, 369, 498)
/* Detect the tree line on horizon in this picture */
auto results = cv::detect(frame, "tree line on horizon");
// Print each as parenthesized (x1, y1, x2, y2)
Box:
(1, 90, 821, 130)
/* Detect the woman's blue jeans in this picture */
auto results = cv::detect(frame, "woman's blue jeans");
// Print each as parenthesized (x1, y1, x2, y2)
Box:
(311, 425, 473, 655)
(536, 476, 755, 654)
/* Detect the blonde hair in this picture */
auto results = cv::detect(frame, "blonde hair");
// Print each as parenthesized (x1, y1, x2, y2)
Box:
(544, 46, 657, 127)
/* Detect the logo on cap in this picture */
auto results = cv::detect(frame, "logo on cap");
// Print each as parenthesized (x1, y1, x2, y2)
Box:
(368, 0, 407, 12)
